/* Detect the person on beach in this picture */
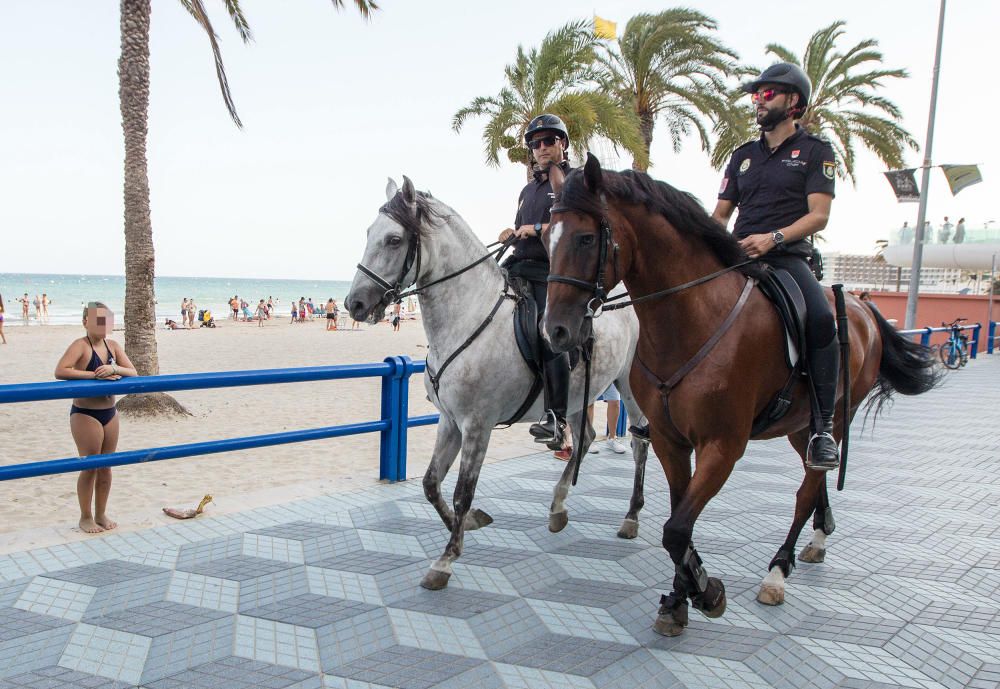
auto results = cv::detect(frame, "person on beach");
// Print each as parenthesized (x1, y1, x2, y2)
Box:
(241, 298, 252, 322)
(0, 293, 7, 344)
(290, 299, 298, 324)
(298, 298, 306, 322)
(186, 298, 197, 328)
(230, 295, 239, 321)
(267, 296, 275, 317)
(54, 302, 137, 533)
(255, 299, 268, 327)
(392, 302, 401, 332)
(326, 298, 338, 331)
(954, 218, 966, 244)
(32, 294, 42, 321)
(41, 294, 51, 324)
(17, 293, 30, 323)
(306, 298, 315, 320)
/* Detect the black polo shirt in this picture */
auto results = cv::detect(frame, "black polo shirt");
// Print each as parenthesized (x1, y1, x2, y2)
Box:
(718, 127, 835, 257)
(511, 161, 573, 262)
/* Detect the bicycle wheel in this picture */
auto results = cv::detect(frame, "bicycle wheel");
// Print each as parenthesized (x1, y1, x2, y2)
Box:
(958, 337, 970, 367)
(939, 340, 961, 369)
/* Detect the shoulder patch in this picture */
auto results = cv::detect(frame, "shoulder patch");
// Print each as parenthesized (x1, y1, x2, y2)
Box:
(822, 161, 836, 180)
(739, 159, 751, 174)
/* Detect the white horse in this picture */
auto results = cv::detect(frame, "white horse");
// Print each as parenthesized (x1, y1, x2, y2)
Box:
(346, 177, 650, 590)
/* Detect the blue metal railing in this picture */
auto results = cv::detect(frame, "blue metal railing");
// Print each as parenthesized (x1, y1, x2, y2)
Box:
(0, 356, 437, 483)
(899, 322, 982, 358)
(987, 322, 998, 355)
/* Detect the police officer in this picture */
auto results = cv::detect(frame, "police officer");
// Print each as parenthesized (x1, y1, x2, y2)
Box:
(499, 114, 574, 455)
(711, 63, 841, 471)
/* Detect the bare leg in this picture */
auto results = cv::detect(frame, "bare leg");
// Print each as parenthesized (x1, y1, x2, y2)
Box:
(70, 413, 106, 533)
(94, 415, 119, 530)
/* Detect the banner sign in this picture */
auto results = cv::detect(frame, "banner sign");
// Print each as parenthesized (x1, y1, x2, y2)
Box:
(940, 164, 982, 196)
(883, 169, 920, 203)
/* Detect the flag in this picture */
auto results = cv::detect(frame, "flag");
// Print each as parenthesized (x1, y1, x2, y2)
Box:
(883, 169, 920, 203)
(940, 164, 982, 196)
(594, 16, 617, 40)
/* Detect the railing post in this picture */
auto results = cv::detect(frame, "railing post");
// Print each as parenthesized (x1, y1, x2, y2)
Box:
(396, 356, 415, 482)
(970, 324, 981, 359)
(989, 321, 996, 355)
(921, 327, 932, 347)
(379, 356, 403, 481)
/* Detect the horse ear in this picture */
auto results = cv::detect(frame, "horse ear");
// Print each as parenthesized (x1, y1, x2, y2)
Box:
(385, 178, 399, 201)
(401, 176, 417, 206)
(584, 152, 603, 192)
(549, 163, 566, 198)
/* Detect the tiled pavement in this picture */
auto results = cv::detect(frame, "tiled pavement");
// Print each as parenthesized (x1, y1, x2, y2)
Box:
(1, 357, 997, 688)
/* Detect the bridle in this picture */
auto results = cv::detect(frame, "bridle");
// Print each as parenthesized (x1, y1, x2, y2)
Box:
(546, 201, 619, 319)
(355, 201, 511, 307)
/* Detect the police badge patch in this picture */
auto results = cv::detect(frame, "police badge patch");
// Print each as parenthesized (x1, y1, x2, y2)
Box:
(739, 159, 751, 174)
(791, 149, 800, 159)
(823, 161, 836, 180)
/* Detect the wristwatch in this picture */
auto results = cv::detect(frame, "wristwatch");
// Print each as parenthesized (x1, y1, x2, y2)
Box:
(771, 230, 785, 246)
(534, 222, 543, 234)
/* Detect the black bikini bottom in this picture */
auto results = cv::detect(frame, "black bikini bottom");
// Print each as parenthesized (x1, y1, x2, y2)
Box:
(70, 405, 117, 427)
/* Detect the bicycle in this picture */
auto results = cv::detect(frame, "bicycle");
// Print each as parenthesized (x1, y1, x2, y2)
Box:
(938, 318, 970, 369)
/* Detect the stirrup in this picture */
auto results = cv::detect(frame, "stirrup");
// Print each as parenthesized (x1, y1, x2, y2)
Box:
(805, 431, 839, 471)
(529, 410, 567, 450)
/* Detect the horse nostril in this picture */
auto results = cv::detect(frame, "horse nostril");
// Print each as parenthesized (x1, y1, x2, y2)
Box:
(552, 325, 570, 347)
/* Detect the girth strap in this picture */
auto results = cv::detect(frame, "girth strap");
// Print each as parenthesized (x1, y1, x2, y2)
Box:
(638, 277, 756, 403)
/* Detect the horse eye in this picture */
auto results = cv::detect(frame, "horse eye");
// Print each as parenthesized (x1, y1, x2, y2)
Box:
(386, 235, 403, 247)
(577, 234, 596, 248)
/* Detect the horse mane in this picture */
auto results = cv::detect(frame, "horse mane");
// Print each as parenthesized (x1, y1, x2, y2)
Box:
(561, 167, 763, 279)
(380, 189, 445, 239)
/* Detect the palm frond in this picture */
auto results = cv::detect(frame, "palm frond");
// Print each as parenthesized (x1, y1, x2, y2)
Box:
(328, 0, 378, 20)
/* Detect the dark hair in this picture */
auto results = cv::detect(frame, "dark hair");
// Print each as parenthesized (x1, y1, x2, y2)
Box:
(380, 188, 445, 238)
(559, 167, 762, 278)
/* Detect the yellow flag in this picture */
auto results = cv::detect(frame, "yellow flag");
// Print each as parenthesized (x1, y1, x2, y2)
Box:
(940, 164, 982, 196)
(594, 16, 617, 40)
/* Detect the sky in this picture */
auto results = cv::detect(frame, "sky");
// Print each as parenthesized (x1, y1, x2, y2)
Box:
(1, 0, 996, 281)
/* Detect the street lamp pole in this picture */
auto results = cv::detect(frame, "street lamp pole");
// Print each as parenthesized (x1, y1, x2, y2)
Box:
(904, 0, 947, 330)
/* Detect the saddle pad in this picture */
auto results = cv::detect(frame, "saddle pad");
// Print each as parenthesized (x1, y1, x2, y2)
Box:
(757, 267, 806, 369)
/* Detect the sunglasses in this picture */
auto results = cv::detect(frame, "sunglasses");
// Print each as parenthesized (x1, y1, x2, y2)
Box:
(751, 88, 787, 104)
(528, 135, 561, 150)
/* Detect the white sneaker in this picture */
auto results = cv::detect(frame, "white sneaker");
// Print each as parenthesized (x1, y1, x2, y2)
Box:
(608, 438, 626, 454)
(588, 444, 599, 454)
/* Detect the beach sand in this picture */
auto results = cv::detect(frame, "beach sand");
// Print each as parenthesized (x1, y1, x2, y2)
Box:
(0, 316, 546, 553)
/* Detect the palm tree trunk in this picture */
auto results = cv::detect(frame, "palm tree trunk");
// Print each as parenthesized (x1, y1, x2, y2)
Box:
(117, 0, 187, 416)
(632, 110, 654, 172)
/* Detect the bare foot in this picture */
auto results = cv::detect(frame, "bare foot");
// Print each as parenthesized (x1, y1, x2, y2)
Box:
(95, 515, 117, 531)
(79, 517, 105, 533)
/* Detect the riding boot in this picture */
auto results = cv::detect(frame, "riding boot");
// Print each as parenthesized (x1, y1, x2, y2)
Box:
(805, 337, 841, 471)
(529, 353, 570, 450)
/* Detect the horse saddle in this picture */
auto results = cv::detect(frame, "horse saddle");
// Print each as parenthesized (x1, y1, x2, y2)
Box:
(750, 266, 808, 437)
(500, 275, 579, 426)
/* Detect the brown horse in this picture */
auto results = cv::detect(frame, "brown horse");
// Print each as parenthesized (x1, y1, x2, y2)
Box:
(541, 154, 940, 636)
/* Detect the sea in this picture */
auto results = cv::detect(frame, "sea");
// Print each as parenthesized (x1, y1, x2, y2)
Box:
(0, 273, 356, 326)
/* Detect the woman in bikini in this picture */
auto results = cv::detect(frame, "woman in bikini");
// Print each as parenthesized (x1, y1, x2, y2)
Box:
(0, 293, 7, 344)
(54, 302, 137, 533)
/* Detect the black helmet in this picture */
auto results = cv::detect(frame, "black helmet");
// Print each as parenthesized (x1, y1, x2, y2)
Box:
(524, 113, 570, 146)
(742, 62, 812, 110)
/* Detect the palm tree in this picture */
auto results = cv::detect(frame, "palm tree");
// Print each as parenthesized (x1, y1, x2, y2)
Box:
(596, 9, 744, 172)
(117, 0, 376, 416)
(710, 20, 917, 183)
(453, 19, 647, 172)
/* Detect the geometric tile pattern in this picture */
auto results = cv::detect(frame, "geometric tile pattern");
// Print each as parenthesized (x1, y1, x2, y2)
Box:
(0, 356, 996, 687)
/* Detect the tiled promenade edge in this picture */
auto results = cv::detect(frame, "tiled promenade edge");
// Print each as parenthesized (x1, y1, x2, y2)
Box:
(1, 357, 998, 688)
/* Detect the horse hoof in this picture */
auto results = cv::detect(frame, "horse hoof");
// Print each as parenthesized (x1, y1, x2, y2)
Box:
(420, 569, 451, 590)
(694, 578, 727, 618)
(549, 510, 569, 533)
(463, 509, 494, 531)
(616, 519, 639, 540)
(653, 600, 688, 637)
(798, 545, 826, 563)
(653, 616, 687, 636)
(757, 583, 785, 606)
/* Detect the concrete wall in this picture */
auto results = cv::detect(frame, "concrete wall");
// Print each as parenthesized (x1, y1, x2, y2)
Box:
(860, 291, 996, 346)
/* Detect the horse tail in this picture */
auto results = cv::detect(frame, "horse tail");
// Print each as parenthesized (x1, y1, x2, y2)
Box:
(865, 303, 943, 420)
